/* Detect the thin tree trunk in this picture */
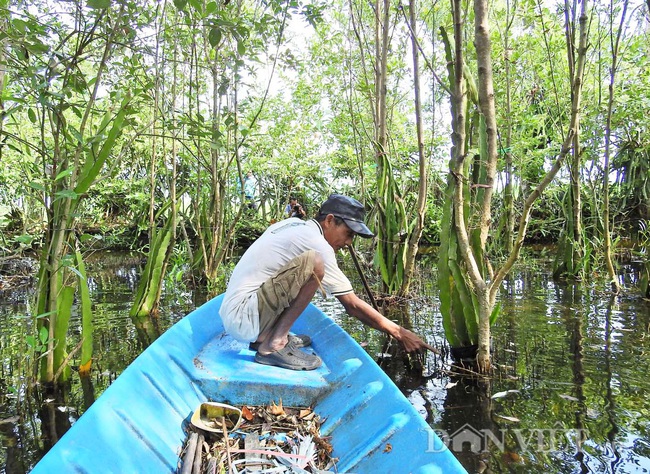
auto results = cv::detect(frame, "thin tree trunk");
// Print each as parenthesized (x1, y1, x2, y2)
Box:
(0, 8, 7, 148)
(399, 0, 428, 297)
(374, 0, 394, 294)
(503, 0, 515, 252)
(603, 0, 628, 293)
(489, 0, 590, 302)
(445, 0, 590, 373)
(559, 0, 584, 279)
(38, 5, 125, 383)
(171, 3, 178, 243)
(471, 0, 499, 371)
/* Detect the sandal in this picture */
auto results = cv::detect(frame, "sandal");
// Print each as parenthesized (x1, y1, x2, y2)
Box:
(249, 333, 311, 352)
(254, 342, 322, 371)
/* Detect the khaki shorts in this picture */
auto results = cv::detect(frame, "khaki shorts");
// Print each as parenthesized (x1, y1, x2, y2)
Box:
(257, 250, 317, 336)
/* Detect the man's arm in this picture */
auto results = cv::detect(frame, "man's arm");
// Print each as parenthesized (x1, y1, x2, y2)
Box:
(336, 292, 438, 353)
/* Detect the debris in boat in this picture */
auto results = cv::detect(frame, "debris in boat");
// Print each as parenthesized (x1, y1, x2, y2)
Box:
(179, 400, 337, 473)
(191, 402, 243, 433)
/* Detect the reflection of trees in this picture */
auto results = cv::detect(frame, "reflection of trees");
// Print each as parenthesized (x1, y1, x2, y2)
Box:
(441, 374, 494, 472)
(373, 264, 650, 472)
(565, 285, 588, 472)
(378, 300, 495, 472)
(80, 374, 96, 412)
(131, 314, 161, 350)
(0, 379, 29, 473)
(604, 296, 621, 471)
(37, 384, 73, 456)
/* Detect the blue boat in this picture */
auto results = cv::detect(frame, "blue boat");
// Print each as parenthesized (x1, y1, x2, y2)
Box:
(32, 294, 467, 473)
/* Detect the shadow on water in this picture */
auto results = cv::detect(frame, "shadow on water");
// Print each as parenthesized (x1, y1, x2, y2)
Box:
(1, 252, 650, 473)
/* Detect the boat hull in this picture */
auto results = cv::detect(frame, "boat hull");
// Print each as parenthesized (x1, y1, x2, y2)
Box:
(32, 294, 466, 473)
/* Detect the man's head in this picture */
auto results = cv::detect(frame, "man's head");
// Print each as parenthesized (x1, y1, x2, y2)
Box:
(318, 194, 374, 239)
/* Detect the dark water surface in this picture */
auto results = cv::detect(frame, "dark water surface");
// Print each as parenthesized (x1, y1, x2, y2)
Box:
(1, 252, 649, 473)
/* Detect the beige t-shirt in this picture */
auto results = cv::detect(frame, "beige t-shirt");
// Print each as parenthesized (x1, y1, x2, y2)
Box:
(219, 218, 353, 342)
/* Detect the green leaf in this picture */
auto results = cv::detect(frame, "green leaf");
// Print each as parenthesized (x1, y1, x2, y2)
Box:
(74, 98, 131, 196)
(490, 302, 502, 325)
(15, 234, 34, 245)
(237, 40, 246, 56)
(173, 0, 187, 10)
(36, 310, 57, 320)
(68, 126, 83, 145)
(11, 18, 27, 33)
(86, 0, 111, 8)
(209, 27, 222, 48)
(28, 108, 37, 123)
(130, 208, 176, 318)
(79, 233, 99, 243)
(39, 326, 49, 344)
(28, 182, 46, 192)
(206, 1, 218, 14)
(188, 0, 202, 14)
(67, 265, 83, 280)
(54, 168, 74, 182)
(54, 189, 78, 201)
(26, 335, 37, 349)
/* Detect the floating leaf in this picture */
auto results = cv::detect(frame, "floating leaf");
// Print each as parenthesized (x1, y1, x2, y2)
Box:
(559, 394, 579, 402)
(495, 414, 520, 423)
(384, 443, 392, 453)
(502, 451, 524, 463)
(491, 389, 520, 399)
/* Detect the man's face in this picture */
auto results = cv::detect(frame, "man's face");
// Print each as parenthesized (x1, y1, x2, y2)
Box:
(322, 214, 355, 251)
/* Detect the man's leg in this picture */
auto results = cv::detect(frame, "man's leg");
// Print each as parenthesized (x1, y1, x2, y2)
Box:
(255, 252, 324, 355)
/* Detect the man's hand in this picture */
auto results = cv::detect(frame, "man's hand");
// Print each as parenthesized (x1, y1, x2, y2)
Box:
(396, 326, 439, 354)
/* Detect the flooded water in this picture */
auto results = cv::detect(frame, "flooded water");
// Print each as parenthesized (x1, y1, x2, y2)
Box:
(1, 251, 649, 473)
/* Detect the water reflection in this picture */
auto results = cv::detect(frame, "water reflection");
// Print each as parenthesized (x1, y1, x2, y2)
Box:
(319, 267, 650, 473)
(0, 251, 206, 472)
(1, 253, 650, 473)
(604, 296, 622, 472)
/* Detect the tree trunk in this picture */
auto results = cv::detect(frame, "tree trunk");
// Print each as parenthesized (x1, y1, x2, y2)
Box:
(35, 4, 130, 383)
(554, 0, 587, 280)
(399, 0, 428, 297)
(439, 0, 590, 373)
(603, 0, 628, 293)
(374, 0, 392, 295)
(502, 0, 515, 252)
